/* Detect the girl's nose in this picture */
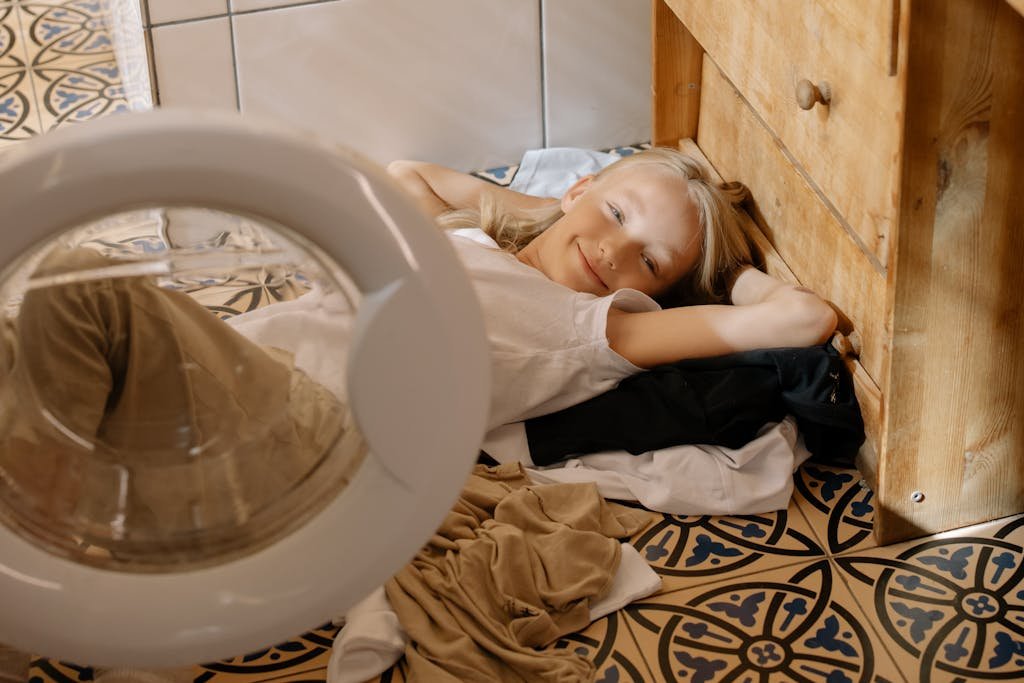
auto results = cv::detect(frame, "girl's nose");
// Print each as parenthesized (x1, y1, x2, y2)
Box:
(600, 234, 638, 270)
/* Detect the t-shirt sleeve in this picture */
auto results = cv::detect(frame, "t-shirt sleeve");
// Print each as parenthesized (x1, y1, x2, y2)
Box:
(573, 287, 661, 373)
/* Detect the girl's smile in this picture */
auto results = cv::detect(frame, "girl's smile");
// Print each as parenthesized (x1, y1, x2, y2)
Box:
(518, 164, 701, 298)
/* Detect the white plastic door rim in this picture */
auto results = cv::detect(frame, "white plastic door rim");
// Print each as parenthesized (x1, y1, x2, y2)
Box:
(0, 110, 490, 667)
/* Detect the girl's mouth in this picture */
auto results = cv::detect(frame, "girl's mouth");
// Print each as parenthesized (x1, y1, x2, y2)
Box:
(578, 244, 607, 289)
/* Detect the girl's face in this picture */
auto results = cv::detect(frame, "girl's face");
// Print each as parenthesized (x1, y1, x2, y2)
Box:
(517, 164, 701, 298)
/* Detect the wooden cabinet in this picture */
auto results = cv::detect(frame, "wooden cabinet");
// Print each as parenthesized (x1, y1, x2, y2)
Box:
(653, 0, 1024, 544)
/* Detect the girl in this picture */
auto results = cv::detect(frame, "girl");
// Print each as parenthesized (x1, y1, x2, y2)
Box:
(388, 147, 837, 425)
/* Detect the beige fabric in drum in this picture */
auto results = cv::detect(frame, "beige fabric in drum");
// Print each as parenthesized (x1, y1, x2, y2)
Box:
(0, 247, 362, 565)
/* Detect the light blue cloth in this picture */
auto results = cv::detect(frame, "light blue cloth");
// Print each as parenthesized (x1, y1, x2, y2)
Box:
(509, 148, 619, 198)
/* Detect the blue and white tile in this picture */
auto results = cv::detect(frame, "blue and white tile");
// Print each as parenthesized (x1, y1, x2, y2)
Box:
(625, 559, 902, 682)
(835, 513, 1024, 682)
(18, 1, 115, 68)
(17, 0, 131, 130)
(0, 3, 43, 145)
(629, 497, 827, 596)
(546, 611, 657, 682)
(794, 464, 878, 556)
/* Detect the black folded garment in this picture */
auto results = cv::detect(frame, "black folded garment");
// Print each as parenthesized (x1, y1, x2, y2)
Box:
(524, 344, 864, 468)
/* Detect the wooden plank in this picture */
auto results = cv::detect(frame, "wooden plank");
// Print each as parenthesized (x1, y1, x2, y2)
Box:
(1008, 0, 1024, 19)
(681, 137, 884, 475)
(879, 0, 1024, 544)
(679, 138, 886, 471)
(662, 0, 902, 269)
(695, 62, 889, 393)
(651, 0, 703, 147)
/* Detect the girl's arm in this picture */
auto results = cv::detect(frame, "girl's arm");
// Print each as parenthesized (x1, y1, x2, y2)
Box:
(386, 160, 556, 218)
(606, 267, 837, 368)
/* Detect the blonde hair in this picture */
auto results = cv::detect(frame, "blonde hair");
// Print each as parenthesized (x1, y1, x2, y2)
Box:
(437, 147, 754, 304)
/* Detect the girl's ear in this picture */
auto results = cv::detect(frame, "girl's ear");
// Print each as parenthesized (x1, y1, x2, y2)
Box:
(560, 175, 594, 212)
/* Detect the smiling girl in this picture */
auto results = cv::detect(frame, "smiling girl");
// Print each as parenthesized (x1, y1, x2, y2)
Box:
(387, 147, 837, 426)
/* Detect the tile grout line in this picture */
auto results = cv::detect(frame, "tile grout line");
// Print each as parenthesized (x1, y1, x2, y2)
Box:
(145, 0, 346, 29)
(647, 554, 828, 602)
(793, 476, 913, 680)
(9, 1, 44, 135)
(826, 553, 913, 683)
(226, 0, 240, 111)
(619, 612, 658, 681)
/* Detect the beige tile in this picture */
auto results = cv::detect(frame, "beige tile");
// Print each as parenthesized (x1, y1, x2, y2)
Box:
(147, 0, 227, 25)
(231, 0, 542, 170)
(628, 494, 827, 596)
(543, 0, 651, 149)
(834, 513, 1024, 682)
(150, 16, 236, 109)
(793, 463, 878, 556)
(624, 558, 904, 682)
(230, 0, 309, 12)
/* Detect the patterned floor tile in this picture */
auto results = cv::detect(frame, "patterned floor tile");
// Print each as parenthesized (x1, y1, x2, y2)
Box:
(794, 464, 878, 556)
(835, 513, 1024, 682)
(624, 558, 903, 682)
(546, 611, 657, 682)
(628, 494, 827, 595)
(17, 0, 129, 131)
(0, 3, 44, 146)
(191, 622, 339, 683)
(0, 67, 42, 145)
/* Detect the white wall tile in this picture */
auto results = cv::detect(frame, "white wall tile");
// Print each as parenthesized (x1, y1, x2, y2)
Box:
(232, 0, 542, 171)
(543, 0, 651, 149)
(147, 0, 228, 24)
(230, 0, 308, 12)
(151, 17, 237, 110)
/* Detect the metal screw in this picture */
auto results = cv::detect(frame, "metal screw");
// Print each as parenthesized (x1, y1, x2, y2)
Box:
(910, 491, 925, 503)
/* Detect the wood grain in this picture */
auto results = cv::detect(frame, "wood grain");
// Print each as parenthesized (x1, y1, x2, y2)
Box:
(651, 0, 703, 147)
(696, 62, 889, 392)
(679, 138, 886, 470)
(879, 0, 1024, 543)
(663, 0, 902, 269)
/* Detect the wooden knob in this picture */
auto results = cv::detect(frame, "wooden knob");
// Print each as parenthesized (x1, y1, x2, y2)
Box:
(796, 79, 832, 109)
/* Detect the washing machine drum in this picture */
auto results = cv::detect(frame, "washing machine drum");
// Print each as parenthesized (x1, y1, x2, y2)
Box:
(0, 111, 490, 668)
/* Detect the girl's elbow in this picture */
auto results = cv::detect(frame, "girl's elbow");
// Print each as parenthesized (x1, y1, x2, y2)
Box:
(798, 297, 838, 346)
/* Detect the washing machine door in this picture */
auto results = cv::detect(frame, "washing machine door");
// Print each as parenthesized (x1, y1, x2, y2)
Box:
(0, 110, 490, 667)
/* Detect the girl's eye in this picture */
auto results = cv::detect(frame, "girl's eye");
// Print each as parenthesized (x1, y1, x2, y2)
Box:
(642, 254, 657, 275)
(609, 203, 624, 224)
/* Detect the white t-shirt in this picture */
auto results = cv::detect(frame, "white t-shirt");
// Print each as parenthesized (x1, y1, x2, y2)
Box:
(447, 231, 659, 427)
(228, 230, 658, 430)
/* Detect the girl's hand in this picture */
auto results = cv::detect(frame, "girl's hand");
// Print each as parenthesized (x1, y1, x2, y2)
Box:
(386, 160, 555, 219)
